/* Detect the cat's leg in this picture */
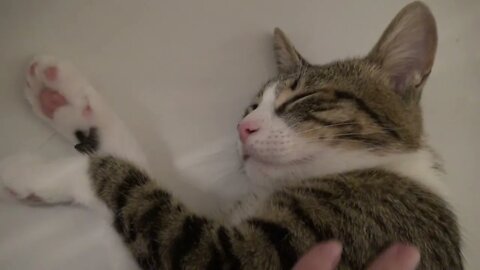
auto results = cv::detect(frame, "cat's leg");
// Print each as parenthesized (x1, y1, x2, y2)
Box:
(0, 153, 106, 209)
(24, 55, 147, 169)
(1, 56, 146, 209)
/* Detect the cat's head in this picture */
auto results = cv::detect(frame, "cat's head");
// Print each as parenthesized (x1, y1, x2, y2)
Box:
(238, 2, 437, 185)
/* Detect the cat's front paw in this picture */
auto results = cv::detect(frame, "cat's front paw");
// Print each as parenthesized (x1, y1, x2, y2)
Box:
(4, 185, 48, 205)
(0, 154, 73, 205)
(25, 56, 105, 153)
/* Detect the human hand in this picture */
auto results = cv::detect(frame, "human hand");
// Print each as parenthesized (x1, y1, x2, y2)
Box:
(293, 241, 420, 270)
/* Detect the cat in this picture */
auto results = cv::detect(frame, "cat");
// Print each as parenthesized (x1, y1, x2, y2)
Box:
(0, 1, 463, 269)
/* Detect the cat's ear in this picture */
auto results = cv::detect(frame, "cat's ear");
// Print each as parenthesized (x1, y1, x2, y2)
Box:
(273, 28, 307, 74)
(368, 2, 437, 101)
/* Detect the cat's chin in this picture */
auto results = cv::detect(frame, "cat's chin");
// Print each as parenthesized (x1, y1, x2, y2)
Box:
(243, 155, 316, 187)
(244, 155, 313, 166)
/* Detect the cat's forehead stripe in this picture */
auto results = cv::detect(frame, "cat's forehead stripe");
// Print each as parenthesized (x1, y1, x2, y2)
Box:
(258, 82, 277, 112)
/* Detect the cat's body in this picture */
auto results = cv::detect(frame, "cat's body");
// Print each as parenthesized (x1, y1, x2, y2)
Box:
(87, 155, 460, 269)
(0, 2, 463, 269)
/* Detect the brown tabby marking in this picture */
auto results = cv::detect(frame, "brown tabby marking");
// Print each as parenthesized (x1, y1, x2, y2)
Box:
(89, 156, 462, 269)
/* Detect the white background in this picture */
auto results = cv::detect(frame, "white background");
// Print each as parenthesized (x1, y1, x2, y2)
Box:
(0, 0, 478, 269)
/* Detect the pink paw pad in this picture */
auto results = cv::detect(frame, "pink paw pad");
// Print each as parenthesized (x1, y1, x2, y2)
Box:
(44, 66, 58, 81)
(39, 88, 68, 119)
(5, 188, 45, 203)
(24, 193, 45, 203)
(5, 187, 18, 197)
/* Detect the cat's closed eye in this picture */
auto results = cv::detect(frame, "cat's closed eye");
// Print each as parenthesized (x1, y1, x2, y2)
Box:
(290, 77, 300, 91)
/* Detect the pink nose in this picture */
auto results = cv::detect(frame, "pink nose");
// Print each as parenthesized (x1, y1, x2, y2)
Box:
(238, 121, 260, 143)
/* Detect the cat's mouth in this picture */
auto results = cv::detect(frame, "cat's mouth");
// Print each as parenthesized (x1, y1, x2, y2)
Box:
(242, 152, 276, 166)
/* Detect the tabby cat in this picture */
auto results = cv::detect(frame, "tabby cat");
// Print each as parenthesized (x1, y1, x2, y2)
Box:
(0, 1, 463, 269)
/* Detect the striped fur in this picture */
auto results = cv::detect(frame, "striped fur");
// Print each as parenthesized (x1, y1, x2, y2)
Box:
(88, 156, 462, 269)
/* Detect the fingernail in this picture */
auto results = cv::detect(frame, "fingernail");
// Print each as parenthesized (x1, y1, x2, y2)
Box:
(318, 241, 343, 266)
(394, 244, 421, 268)
(292, 241, 343, 270)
